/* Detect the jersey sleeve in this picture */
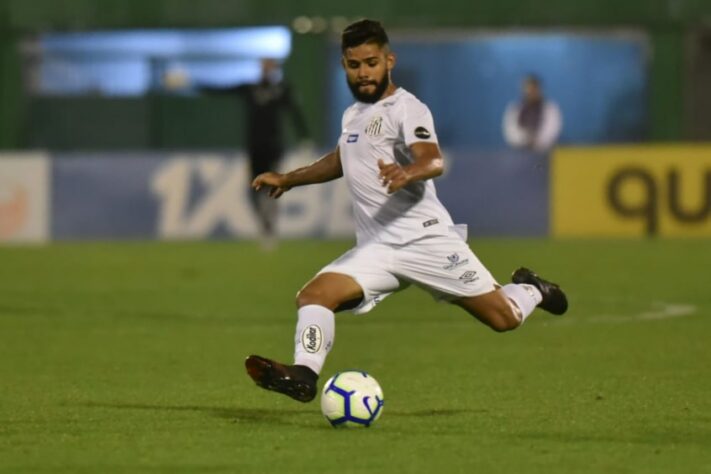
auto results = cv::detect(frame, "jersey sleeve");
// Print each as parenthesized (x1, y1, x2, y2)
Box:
(402, 100, 438, 146)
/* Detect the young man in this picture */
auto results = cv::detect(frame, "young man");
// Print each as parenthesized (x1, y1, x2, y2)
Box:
(245, 19, 568, 402)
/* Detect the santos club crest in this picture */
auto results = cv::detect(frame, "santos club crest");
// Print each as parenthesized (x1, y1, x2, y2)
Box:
(365, 116, 383, 137)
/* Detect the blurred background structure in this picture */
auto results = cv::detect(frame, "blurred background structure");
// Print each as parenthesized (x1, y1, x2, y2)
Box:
(1, 0, 710, 242)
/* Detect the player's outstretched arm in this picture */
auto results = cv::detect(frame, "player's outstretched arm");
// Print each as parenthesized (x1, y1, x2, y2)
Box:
(377, 142, 444, 194)
(252, 148, 343, 198)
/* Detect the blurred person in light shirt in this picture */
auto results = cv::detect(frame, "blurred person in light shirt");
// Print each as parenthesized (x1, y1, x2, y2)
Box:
(502, 74, 562, 153)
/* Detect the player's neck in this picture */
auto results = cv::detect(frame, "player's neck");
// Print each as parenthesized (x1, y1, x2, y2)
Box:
(379, 83, 398, 101)
(355, 83, 399, 105)
(364, 83, 398, 105)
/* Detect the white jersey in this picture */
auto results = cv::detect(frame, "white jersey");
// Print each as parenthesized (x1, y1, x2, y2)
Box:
(338, 88, 455, 246)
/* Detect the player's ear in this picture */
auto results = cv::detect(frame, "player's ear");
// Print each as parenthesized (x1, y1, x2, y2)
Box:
(386, 51, 396, 72)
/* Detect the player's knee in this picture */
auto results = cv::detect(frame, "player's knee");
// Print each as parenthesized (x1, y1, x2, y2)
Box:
(487, 308, 521, 333)
(296, 286, 334, 310)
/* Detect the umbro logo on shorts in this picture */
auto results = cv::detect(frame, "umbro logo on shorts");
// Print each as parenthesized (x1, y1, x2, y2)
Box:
(459, 271, 479, 284)
(347, 134, 359, 143)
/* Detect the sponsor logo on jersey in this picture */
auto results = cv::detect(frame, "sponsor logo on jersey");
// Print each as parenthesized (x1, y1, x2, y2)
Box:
(301, 325, 323, 353)
(366, 116, 383, 136)
(458, 271, 479, 284)
(422, 218, 439, 228)
(347, 134, 359, 143)
(443, 252, 469, 270)
(414, 126, 431, 139)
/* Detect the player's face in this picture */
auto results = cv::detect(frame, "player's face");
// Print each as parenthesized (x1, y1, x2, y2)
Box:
(342, 43, 395, 103)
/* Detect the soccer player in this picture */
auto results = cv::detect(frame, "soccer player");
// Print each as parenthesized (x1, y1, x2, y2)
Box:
(245, 19, 568, 402)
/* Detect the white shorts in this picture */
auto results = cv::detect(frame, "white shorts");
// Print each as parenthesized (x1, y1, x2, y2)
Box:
(317, 230, 498, 315)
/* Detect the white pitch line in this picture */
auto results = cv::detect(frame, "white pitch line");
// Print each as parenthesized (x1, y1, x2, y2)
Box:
(550, 302, 698, 325)
(635, 303, 698, 321)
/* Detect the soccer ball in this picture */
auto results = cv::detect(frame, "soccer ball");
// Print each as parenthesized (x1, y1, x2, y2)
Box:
(320, 371, 384, 428)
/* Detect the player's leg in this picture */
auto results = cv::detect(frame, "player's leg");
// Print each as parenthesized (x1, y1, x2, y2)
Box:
(296, 272, 365, 311)
(394, 233, 566, 332)
(394, 234, 518, 331)
(289, 272, 365, 378)
(454, 268, 567, 331)
(245, 272, 363, 403)
(452, 289, 523, 332)
(246, 244, 401, 402)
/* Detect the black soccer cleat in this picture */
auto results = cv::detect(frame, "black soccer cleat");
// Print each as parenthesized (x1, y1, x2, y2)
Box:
(511, 267, 568, 315)
(245, 355, 318, 403)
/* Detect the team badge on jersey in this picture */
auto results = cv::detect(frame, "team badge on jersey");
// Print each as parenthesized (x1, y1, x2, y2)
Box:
(414, 126, 431, 139)
(365, 116, 383, 136)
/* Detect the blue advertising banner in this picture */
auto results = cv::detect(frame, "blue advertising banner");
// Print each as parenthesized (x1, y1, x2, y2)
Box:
(52, 153, 165, 239)
(51, 151, 356, 240)
(49, 149, 549, 240)
(440, 150, 549, 237)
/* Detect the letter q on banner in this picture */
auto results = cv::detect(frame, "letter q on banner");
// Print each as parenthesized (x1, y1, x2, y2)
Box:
(552, 145, 711, 238)
(0, 154, 50, 243)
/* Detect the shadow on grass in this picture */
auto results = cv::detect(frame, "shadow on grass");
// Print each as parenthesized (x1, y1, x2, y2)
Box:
(76, 401, 315, 426)
(74, 402, 482, 428)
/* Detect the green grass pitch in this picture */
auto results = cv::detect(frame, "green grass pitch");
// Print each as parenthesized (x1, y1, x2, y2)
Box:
(1, 239, 710, 473)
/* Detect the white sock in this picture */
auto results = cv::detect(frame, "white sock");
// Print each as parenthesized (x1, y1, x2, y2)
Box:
(502, 283, 542, 324)
(293, 304, 335, 375)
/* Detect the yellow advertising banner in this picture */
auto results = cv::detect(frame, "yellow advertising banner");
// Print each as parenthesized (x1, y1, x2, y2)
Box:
(552, 145, 711, 237)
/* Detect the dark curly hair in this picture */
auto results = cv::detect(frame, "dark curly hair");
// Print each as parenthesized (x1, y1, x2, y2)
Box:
(341, 19, 390, 52)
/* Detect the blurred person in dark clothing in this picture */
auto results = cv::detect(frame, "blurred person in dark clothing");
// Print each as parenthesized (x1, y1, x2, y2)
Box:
(502, 74, 562, 153)
(165, 59, 310, 248)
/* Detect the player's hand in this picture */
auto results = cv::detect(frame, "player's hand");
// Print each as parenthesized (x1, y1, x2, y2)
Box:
(252, 172, 291, 198)
(377, 159, 410, 194)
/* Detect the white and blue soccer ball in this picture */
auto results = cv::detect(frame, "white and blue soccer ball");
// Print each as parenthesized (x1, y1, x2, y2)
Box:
(320, 371, 384, 428)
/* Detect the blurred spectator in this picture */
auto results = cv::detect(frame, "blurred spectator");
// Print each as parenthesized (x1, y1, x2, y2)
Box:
(502, 74, 562, 153)
(164, 59, 311, 249)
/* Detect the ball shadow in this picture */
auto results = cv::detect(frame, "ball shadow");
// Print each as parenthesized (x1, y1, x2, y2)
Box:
(75, 401, 328, 429)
